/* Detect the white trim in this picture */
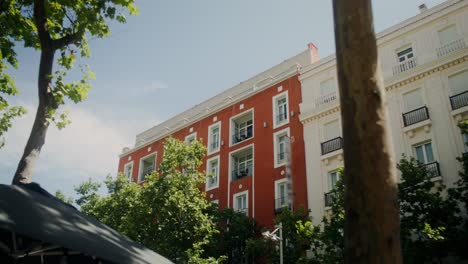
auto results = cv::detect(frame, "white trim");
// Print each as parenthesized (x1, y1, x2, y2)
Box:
(229, 108, 255, 147)
(273, 127, 290, 168)
(137, 151, 157, 183)
(272, 91, 290, 129)
(205, 155, 220, 191)
(123, 161, 134, 182)
(185, 132, 197, 143)
(233, 190, 249, 216)
(207, 121, 221, 155)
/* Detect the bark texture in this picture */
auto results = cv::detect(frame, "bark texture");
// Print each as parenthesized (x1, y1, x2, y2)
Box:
(332, 0, 402, 263)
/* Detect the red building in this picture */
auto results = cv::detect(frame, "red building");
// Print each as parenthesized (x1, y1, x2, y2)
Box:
(118, 44, 318, 227)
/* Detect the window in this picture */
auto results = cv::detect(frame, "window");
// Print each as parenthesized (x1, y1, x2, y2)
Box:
(138, 153, 157, 182)
(206, 156, 220, 190)
(275, 179, 290, 210)
(414, 142, 435, 164)
(230, 110, 253, 145)
(438, 25, 459, 46)
(207, 122, 221, 154)
(323, 120, 340, 141)
(328, 170, 339, 191)
(397, 47, 414, 63)
(124, 162, 133, 182)
(185, 132, 197, 144)
(449, 70, 468, 95)
(273, 92, 289, 128)
(274, 128, 290, 167)
(233, 191, 248, 215)
(403, 89, 424, 112)
(230, 145, 253, 181)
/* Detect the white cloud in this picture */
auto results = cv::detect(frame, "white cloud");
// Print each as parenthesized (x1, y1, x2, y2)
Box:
(141, 81, 168, 92)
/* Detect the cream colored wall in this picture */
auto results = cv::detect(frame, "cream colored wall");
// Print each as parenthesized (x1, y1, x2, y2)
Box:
(300, 0, 468, 224)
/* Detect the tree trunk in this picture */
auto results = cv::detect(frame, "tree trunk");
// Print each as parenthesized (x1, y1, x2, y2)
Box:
(12, 48, 55, 184)
(332, 0, 402, 263)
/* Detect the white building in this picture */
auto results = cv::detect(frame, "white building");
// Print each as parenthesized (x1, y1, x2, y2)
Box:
(299, 0, 468, 223)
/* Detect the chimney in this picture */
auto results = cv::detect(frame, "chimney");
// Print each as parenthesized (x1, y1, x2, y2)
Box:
(419, 3, 428, 13)
(307, 42, 320, 63)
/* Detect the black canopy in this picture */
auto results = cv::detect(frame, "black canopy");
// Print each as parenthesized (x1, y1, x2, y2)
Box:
(0, 183, 172, 264)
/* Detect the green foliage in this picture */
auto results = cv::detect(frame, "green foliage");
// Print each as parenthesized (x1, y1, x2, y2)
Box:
(54, 190, 73, 204)
(76, 138, 223, 263)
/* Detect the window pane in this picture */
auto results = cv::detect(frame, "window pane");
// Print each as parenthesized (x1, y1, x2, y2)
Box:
(424, 143, 434, 163)
(415, 145, 425, 163)
(403, 89, 423, 111)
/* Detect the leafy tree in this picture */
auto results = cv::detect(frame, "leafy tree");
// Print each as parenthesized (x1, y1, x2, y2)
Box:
(6, 0, 137, 184)
(54, 190, 73, 204)
(76, 138, 223, 263)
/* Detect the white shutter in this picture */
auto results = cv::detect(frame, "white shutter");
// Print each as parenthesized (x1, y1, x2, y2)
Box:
(403, 89, 423, 111)
(438, 25, 458, 45)
(449, 70, 468, 95)
(320, 79, 336, 95)
(324, 120, 340, 141)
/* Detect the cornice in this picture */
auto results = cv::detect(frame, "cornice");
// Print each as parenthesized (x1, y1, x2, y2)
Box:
(300, 105, 341, 125)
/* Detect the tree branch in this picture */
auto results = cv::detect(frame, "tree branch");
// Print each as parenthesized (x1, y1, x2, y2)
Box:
(52, 30, 84, 50)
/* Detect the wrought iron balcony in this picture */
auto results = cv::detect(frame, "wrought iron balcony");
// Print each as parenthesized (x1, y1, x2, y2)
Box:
(274, 197, 292, 214)
(232, 164, 253, 180)
(402, 106, 430, 127)
(324, 191, 335, 207)
(315, 91, 338, 108)
(392, 57, 417, 75)
(450, 91, 468, 110)
(422, 161, 441, 178)
(436, 38, 466, 58)
(232, 127, 253, 144)
(321, 137, 343, 155)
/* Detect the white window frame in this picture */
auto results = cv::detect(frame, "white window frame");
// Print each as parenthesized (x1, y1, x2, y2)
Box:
(273, 127, 290, 168)
(185, 132, 197, 144)
(123, 161, 134, 182)
(207, 121, 221, 155)
(229, 108, 254, 146)
(229, 144, 254, 182)
(274, 178, 288, 209)
(413, 141, 435, 164)
(328, 170, 340, 191)
(396, 45, 414, 63)
(138, 152, 157, 183)
(206, 155, 220, 191)
(272, 91, 289, 129)
(233, 190, 249, 216)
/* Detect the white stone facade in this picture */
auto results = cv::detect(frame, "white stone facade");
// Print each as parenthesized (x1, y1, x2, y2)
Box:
(299, 0, 468, 223)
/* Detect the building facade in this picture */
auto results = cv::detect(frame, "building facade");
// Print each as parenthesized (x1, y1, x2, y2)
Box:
(118, 0, 468, 227)
(118, 45, 319, 227)
(299, 0, 468, 223)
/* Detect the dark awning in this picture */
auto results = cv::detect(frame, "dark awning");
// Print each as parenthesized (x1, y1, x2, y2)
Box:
(0, 184, 172, 264)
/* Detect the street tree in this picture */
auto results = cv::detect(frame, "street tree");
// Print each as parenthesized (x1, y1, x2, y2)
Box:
(5, 0, 137, 184)
(332, 0, 401, 262)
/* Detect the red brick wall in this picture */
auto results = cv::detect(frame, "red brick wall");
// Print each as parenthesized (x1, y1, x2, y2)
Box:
(118, 74, 308, 228)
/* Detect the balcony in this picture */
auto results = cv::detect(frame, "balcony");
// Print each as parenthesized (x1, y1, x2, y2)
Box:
(436, 38, 466, 58)
(422, 161, 441, 178)
(232, 164, 253, 180)
(450, 91, 468, 110)
(392, 57, 417, 75)
(402, 106, 430, 127)
(315, 91, 338, 108)
(236, 207, 248, 216)
(274, 197, 292, 214)
(321, 137, 343, 155)
(324, 191, 335, 207)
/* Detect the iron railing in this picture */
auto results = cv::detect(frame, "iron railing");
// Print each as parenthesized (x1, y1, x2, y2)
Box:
(321, 137, 343, 155)
(315, 91, 338, 108)
(324, 191, 335, 207)
(450, 90, 468, 110)
(436, 38, 466, 58)
(274, 197, 292, 214)
(402, 106, 430, 127)
(232, 127, 253, 144)
(232, 164, 253, 180)
(422, 161, 441, 178)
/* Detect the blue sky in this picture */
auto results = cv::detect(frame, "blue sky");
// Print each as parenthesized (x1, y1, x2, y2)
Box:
(0, 0, 445, 198)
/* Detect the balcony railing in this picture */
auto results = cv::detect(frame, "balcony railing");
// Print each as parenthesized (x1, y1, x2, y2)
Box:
(232, 164, 253, 180)
(450, 91, 468, 110)
(392, 57, 417, 75)
(274, 197, 292, 214)
(315, 91, 338, 108)
(324, 191, 335, 207)
(232, 126, 253, 144)
(321, 137, 343, 155)
(436, 38, 466, 58)
(422, 161, 441, 178)
(402, 106, 430, 127)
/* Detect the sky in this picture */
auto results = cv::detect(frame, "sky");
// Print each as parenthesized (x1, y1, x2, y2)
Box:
(0, 0, 446, 198)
